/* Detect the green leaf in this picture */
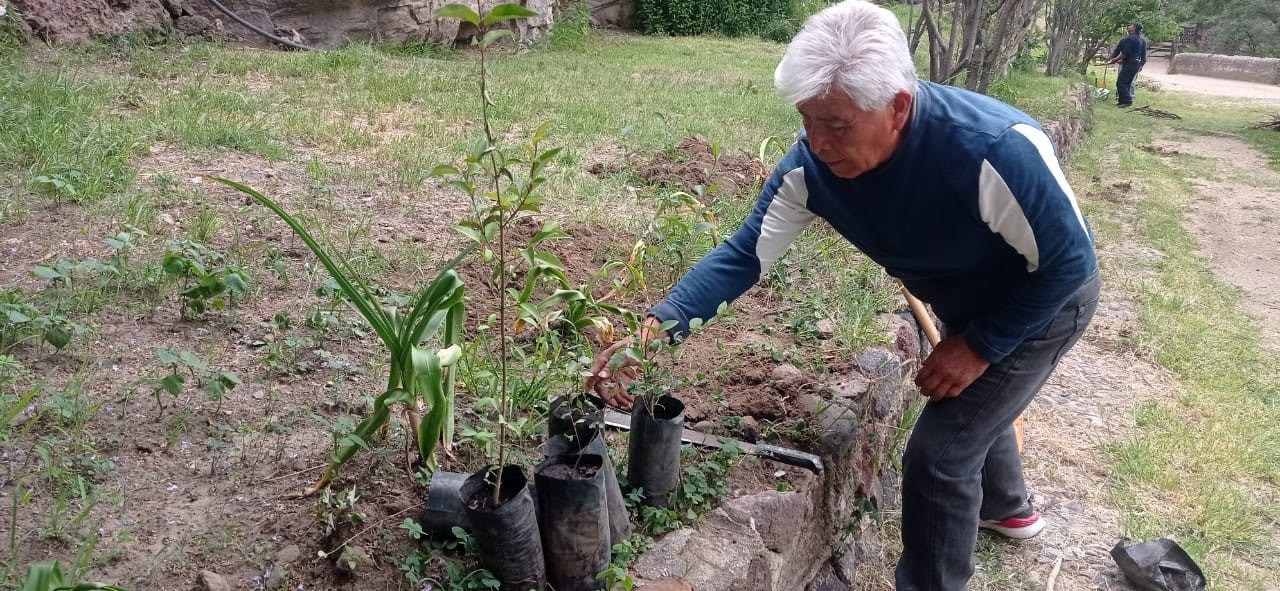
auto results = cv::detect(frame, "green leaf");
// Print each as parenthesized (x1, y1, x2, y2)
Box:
(203, 380, 226, 400)
(538, 289, 586, 309)
(537, 146, 564, 164)
(160, 373, 185, 396)
(178, 350, 206, 370)
(161, 254, 187, 276)
(435, 3, 481, 25)
(429, 164, 461, 177)
(532, 120, 553, 145)
(480, 28, 515, 48)
(223, 271, 248, 296)
(455, 224, 486, 245)
(482, 3, 537, 25)
(32, 265, 63, 280)
(156, 346, 179, 365)
(44, 327, 71, 350)
(219, 371, 242, 388)
(518, 302, 544, 327)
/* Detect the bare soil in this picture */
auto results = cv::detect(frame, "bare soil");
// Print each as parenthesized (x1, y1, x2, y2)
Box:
(588, 134, 767, 197)
(1, 133, 869, 590)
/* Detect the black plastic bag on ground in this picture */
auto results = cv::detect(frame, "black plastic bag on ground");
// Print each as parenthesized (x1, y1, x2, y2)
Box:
(627, 394, 685, 507)
(461, 466, 545, 591)
(545, 429, 631, 544)
(535, 453, 610, 591)
(1111, 538, 1206, 591)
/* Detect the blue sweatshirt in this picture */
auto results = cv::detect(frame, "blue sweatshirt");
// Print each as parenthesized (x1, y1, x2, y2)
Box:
(649, 81, 1097, 364)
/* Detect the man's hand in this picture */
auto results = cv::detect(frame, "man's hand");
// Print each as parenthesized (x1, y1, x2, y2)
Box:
(915, 334, 990, 402)
(585, 338, 638, 408)
(585, 316, 665, 408)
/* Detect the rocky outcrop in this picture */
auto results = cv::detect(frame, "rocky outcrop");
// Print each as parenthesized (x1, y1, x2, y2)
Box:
(631, 312, 927, 591)
(10, 0, 170, 45)
(9, 0, 553, 47)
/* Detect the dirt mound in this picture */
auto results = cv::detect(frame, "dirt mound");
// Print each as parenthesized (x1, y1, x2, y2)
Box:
(592, 136, 767, 197)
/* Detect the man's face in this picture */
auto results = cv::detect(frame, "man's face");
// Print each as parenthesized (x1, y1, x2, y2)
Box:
(797, 90, 913, 179)
(1127, 24, 1136, 34)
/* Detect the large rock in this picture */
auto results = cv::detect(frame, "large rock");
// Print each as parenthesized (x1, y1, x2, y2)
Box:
(11, 0, 170, 44)
(589, 0, 634, 28)
(11, 0, 554, 47)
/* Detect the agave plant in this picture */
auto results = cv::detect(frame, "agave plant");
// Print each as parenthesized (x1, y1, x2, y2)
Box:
(19, 561, 127, 591)
(212, 177, 466, 495)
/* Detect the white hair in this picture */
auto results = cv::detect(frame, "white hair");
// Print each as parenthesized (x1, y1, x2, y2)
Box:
(774, 0, 918, 110)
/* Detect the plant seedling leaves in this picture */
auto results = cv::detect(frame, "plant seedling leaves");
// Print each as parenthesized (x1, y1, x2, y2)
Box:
(43, 327, 71, 350)
(538, 289, 586, 309)
(455, 223, 485, 245)
(32, 265, 63, 281)
(6, 309, 32, 323)
(219, 371, 242, 388)
(159, 373, 185, 396)
(532, 120, 554, 145)
(178, 350, 207, 370)
(482, 3, 537, 25)
(156, 346, 179, 365)
(480, 29, 514, 49)
(435, 3, 480, 25)
(161, 254, 187, 276)
(204, 380, 226, 400)
(224, 271, 248, 296)
(429, 165, 461, 177)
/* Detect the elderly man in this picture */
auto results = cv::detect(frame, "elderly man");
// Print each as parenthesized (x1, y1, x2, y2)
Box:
(588, 1, 1098, 588)
(1107, 22, 1148, 107)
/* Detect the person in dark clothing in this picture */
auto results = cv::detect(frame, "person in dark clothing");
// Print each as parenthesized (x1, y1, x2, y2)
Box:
(1108, 22, 1148, 107)
(587, 1, 1100, 589)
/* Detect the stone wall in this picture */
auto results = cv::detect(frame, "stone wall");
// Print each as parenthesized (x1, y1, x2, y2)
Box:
(1170, 53, 1280, 85)
(630, 313, 928, 591)
(1041, 84, 1093, 159)
(8, 0, 553, 47)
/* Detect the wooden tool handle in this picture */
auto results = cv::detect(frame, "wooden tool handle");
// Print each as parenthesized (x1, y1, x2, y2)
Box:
(901, 284, 941, 347)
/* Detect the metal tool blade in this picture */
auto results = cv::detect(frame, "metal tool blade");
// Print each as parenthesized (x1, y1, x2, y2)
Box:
(603, 408, 824, 474)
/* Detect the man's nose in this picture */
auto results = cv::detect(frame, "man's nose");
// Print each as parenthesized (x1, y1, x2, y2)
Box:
(807, 128, 831, 159)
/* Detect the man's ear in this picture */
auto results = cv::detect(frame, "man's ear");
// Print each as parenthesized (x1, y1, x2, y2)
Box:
(891, 90, 913, 131)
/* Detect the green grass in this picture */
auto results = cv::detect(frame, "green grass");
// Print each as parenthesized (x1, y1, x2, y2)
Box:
(0, 67, 142, 203)
(1069, 89, 1280, 588)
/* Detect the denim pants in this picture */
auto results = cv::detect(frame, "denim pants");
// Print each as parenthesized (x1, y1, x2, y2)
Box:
(1116, 66, 1139, 105)
(894, 272, 1100, 590)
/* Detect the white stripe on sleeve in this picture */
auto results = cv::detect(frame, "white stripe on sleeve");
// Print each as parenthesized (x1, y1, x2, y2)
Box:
(756, 167, 816, 280)
(1010, 123, 1090, 237)
(979, 160, 1039, 271)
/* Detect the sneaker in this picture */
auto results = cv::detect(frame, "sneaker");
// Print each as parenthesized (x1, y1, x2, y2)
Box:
(1117, 103, 1132, 108)
(979, 511, 1046, 539)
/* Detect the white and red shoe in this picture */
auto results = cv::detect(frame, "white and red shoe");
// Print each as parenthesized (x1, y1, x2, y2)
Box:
(979, 511, 1046, 540)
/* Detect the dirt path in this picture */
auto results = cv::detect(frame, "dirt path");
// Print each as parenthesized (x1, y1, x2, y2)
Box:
(1168, 134, 1280, 349)
(970, 97, 1280, 588)
(1139, 57, 1280, 104)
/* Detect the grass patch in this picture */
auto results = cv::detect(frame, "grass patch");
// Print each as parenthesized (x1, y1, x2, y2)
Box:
(0, 67, 142, 202)
(1071, 89, 1280, 588)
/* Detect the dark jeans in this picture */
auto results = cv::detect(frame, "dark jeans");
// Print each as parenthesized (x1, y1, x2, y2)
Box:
(894, 272, 1100, 591)
(1116, 66, 1139, 105)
